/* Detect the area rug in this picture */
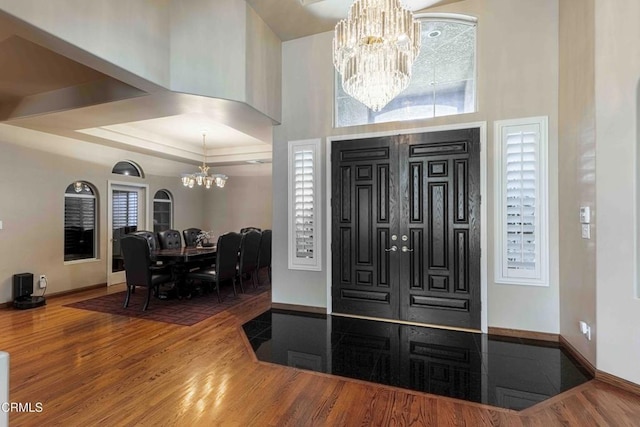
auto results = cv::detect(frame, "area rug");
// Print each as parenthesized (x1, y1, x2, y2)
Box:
(65, 282, 270, 326)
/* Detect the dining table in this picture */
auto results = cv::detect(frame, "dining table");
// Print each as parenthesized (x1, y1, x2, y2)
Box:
(151, 246, 217, 298)
(152, 245, 217, 262)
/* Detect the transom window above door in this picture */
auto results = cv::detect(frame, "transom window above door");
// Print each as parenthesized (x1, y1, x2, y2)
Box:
(335, 14, 477, 128)
(112, 160, 143, 177)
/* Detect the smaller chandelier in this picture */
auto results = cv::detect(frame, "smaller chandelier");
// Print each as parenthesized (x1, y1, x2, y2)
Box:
(333, 0, 421, 112)
(181, 133, 228, 189)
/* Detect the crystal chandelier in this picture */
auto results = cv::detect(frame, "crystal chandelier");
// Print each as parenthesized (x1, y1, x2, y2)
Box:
(181, 133, 228, 189)
(333, 0, 421, 112)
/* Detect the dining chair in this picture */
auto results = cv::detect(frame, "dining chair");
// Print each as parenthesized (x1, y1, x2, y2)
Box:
(187, 232, 242, 302)
(131, 230, 172, 274)
(158, 229, 182, 249)
(237, 230, 261, 290)
(240, 226, 262, 233)
(257, 229, 272, 284)
(131, 230, 160, 252)
(183, 228, 202, 248)
(182, 227, 216, 271)
(120, 235, 172, 311)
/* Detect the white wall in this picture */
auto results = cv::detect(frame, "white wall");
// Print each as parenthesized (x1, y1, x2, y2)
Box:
(0, 0, 282, 123)
(203, 175, 273, 238)
(558, 0, 597, 366)
(169, 0, 246, 102)
(594, 0, 640, 385)
(0, 129, 205, 304)
(169, 0, 281, 122)
(273, 0, 561, 332)
(168, 0, 282, 122)
(0, 0, 171, 88)
(245, 4, 282, 124)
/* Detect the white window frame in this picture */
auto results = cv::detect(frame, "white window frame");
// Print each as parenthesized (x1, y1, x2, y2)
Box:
(288, 138, 322, 271)
(153, 189, 173, 233)
(494, 116, 549, 286)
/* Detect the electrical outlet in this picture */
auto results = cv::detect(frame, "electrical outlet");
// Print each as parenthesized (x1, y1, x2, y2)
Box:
(39, 275, 47, 289)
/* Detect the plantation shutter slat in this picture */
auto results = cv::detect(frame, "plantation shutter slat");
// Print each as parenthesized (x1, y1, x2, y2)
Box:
(64, 198, 95, 229)
(504, 130, 537, 272)
(112, 190, 138, 229)
(288, 139, 321, 271)
(496, 117, 548, 286)
(64, 183, 96, 262)
(294, 150, 315, 259)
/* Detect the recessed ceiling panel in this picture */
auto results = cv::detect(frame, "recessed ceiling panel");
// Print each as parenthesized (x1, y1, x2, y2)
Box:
(86, 112, 267, 152)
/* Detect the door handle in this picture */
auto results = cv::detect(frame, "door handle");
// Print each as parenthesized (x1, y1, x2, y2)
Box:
(401, 246, 414, 252)
(385, 245, 398, 252)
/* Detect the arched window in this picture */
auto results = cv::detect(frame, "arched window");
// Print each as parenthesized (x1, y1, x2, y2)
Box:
(153, 190, 173, 233)
(64, 181, 98, 262)
(111, 160, 143, 177)
(335, 14, 477, 127)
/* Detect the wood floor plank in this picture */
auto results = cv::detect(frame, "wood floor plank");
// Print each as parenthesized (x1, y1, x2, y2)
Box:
(1, 285, 640, 426)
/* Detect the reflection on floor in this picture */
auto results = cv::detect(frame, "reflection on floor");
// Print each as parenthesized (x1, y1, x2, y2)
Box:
(242, 310, 593, 411)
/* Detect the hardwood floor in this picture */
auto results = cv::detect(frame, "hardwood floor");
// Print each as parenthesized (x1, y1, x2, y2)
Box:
(1, 286, 640, 426)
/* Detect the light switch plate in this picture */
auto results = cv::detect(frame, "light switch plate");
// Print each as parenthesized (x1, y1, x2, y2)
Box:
(581, 224, 591, 239)
(580, 206, 591, 224)
(0, 220, 3, 229)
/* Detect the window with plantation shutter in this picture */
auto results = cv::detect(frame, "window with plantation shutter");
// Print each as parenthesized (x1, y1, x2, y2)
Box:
(294, 150, 314, 258)
(112, 190, 138, 230)
(495, 117, 548, 286)
(64, 181, 97, 262)
(288, 139, 322, 271)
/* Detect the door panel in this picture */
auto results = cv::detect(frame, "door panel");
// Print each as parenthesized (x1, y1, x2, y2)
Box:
(399, 129, 480, 328)
(332, 129, 480, 329)
(332, 137, 399, 319)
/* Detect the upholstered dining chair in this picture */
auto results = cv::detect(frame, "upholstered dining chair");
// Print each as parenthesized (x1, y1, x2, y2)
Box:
(158, 229, 182, 249)
(131, 230, 160, 252)
(182, 227, 216, 270)
(237, 230, 261, 290)
(120, 235, 172, 311)
(240, 226, 262, 234)
(131, 230, 171, 274)
(187, 232, 242, 302)
(257, 229, 272, 284)
(183, 228, 202, 248)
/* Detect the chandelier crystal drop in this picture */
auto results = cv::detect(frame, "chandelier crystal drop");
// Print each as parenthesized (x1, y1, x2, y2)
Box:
(333, 0, 421, 112)
(180, 133, 228, 189)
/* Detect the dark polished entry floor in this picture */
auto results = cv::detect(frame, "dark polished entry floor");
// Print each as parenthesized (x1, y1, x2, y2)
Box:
(243, 310, 592, 411)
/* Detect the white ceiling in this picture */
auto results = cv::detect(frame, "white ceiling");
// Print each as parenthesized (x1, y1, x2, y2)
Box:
(246, 0, 464, 41)
(0, 0, 463, 177)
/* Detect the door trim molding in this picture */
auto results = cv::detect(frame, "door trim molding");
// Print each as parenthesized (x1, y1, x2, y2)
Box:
(326, 121, 488, 332)
(106, 180, 150, 286)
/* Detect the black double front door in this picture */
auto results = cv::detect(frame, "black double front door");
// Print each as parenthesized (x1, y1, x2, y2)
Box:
(331, 128, 481, 329)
